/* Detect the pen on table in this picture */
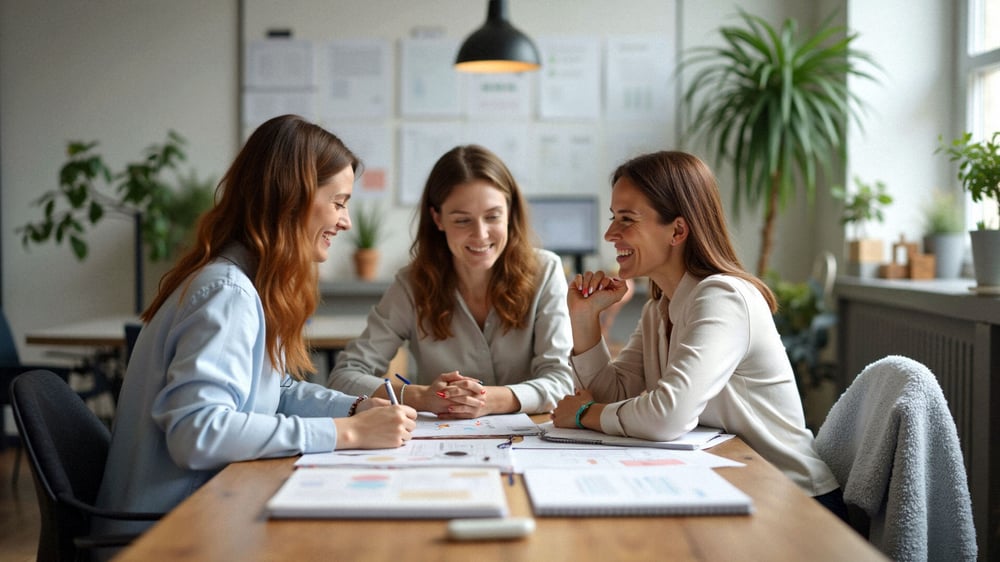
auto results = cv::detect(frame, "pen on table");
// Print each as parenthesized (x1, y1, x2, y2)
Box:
(383, 378, 399, 405)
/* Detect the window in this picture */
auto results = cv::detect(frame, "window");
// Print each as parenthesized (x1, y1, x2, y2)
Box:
(959, 0, 1000, 228)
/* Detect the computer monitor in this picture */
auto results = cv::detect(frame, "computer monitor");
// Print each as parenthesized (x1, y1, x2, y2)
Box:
(526, 196, 598, 272)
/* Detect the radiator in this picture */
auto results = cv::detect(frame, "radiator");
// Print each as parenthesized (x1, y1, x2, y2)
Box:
(839, 302, 976, 466)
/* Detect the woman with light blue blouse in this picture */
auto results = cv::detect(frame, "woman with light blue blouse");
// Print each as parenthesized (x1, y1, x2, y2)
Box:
(327, 145, 574, 418)
(95, 115, 416, 539)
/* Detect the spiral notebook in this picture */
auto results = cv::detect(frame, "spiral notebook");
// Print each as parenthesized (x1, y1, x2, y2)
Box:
(267, 467, 509, 519)
(538, 423, 726, 450)
(523, 466, 753, 517)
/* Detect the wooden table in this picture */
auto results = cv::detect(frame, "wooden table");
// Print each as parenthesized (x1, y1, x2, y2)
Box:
(114, 434, 886, 561)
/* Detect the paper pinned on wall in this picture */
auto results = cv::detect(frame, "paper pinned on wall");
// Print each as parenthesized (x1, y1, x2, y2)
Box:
(605, 35, 674, 122)
(537, 36, 602, 120)
(399, 37, 463, 117)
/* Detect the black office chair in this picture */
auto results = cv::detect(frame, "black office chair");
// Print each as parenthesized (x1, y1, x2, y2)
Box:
(0, 308, 73, 450)
(10, 369, 162, 561)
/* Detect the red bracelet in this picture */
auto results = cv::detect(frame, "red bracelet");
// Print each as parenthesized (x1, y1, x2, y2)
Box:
(348, 394, 368, 417)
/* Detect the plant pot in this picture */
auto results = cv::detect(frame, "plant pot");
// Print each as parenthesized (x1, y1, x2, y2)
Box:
(970, 229, 1000, 288)
(923, 233, 967, 279)
(353, 248, 379, 281)
(846, 238, 883, 278)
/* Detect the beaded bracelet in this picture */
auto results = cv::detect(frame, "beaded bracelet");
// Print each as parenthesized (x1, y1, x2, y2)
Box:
(348, 394, 368, 417)
(575, 400, 596, 429)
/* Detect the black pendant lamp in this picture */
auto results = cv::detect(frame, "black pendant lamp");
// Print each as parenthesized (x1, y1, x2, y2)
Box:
(455, 0, 540, 73)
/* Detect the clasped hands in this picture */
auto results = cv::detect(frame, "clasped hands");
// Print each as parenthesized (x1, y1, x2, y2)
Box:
(421, 370, 488, 419)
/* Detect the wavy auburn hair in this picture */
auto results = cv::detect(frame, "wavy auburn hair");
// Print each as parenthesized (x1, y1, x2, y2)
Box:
(410, 145, 538, 340)
(612, 151, 776, 312)
(143, 114, 360, 379)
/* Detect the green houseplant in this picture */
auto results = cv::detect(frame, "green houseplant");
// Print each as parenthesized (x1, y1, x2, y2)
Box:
(938, 131, 1000, 287)
(921, 189, 966, 279)
(17, 132, 214, 311)
(681, 10, 880, 275)
(831, 177, 893, 277)
(18, 131, 213, 262)
(350, 202, 386, 281)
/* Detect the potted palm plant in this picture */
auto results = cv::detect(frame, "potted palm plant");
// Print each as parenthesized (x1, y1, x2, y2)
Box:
(681, 10, 880, 275)
(350, 202, 386, 281)
(938, 131, 1000, 289)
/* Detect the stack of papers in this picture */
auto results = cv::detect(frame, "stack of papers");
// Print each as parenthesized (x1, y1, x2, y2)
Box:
(295, 439, 513, 470)
(266, 415, 748, 521)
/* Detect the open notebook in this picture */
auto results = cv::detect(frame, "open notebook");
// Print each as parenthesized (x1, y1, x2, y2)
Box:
(524, 466, 753, 517)
(539, 422, 728, 450)
(267, 467, 509, 519)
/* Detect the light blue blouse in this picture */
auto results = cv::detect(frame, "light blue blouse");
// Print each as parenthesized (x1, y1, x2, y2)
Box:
(95, 244, 357, 531)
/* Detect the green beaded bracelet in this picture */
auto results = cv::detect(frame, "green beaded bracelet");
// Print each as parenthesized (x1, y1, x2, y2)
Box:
(575, 400, 596, 429)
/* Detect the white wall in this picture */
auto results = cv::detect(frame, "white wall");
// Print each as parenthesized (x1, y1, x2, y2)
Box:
(844, 0, 958, 264)
(1, 0, 955, 363)
(1, 0, 237, 361)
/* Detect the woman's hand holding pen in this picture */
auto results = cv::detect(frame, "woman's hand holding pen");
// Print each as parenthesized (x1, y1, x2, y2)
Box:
(334, 401, 417, 450)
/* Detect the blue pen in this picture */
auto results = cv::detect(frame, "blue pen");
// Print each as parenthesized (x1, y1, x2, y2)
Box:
(395, 373, 412, 385)
(383, 378, 399, 405)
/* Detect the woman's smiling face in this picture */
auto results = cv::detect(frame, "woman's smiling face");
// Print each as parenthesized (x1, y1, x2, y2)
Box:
(307, 164, 354, 262)
(604, 175, 677, 280)
(431, 179, 509, 274)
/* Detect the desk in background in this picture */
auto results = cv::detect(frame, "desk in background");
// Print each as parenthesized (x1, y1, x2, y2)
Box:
(115, 430, 885, 561)
(26, 314, 369, 351)
(24, 313, 382, 380)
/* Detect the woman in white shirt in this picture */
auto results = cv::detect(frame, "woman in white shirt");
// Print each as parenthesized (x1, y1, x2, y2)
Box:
(551, 151, 846, 517)
(327, 145, 574, 418)
(96, 115, 416, 533)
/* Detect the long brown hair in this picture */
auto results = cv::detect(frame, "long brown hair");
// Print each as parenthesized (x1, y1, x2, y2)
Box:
(611, 151, 777, 311)
(143, 114, 361, 379)
(409, 145, 538, 339)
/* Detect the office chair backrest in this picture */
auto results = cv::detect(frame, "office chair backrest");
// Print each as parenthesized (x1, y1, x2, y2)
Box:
(814, 355, 977, 561)
(124, 323, 142, 365)
(11, 369, 111, 561)
(0, 307, 21, 365)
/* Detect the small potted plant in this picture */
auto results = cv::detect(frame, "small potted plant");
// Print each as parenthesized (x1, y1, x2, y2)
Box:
(921, 189, 967, 279)
(832, 176, 893, 278)
(938, 131, 1000, 289)
(350, 202, 386, 281)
